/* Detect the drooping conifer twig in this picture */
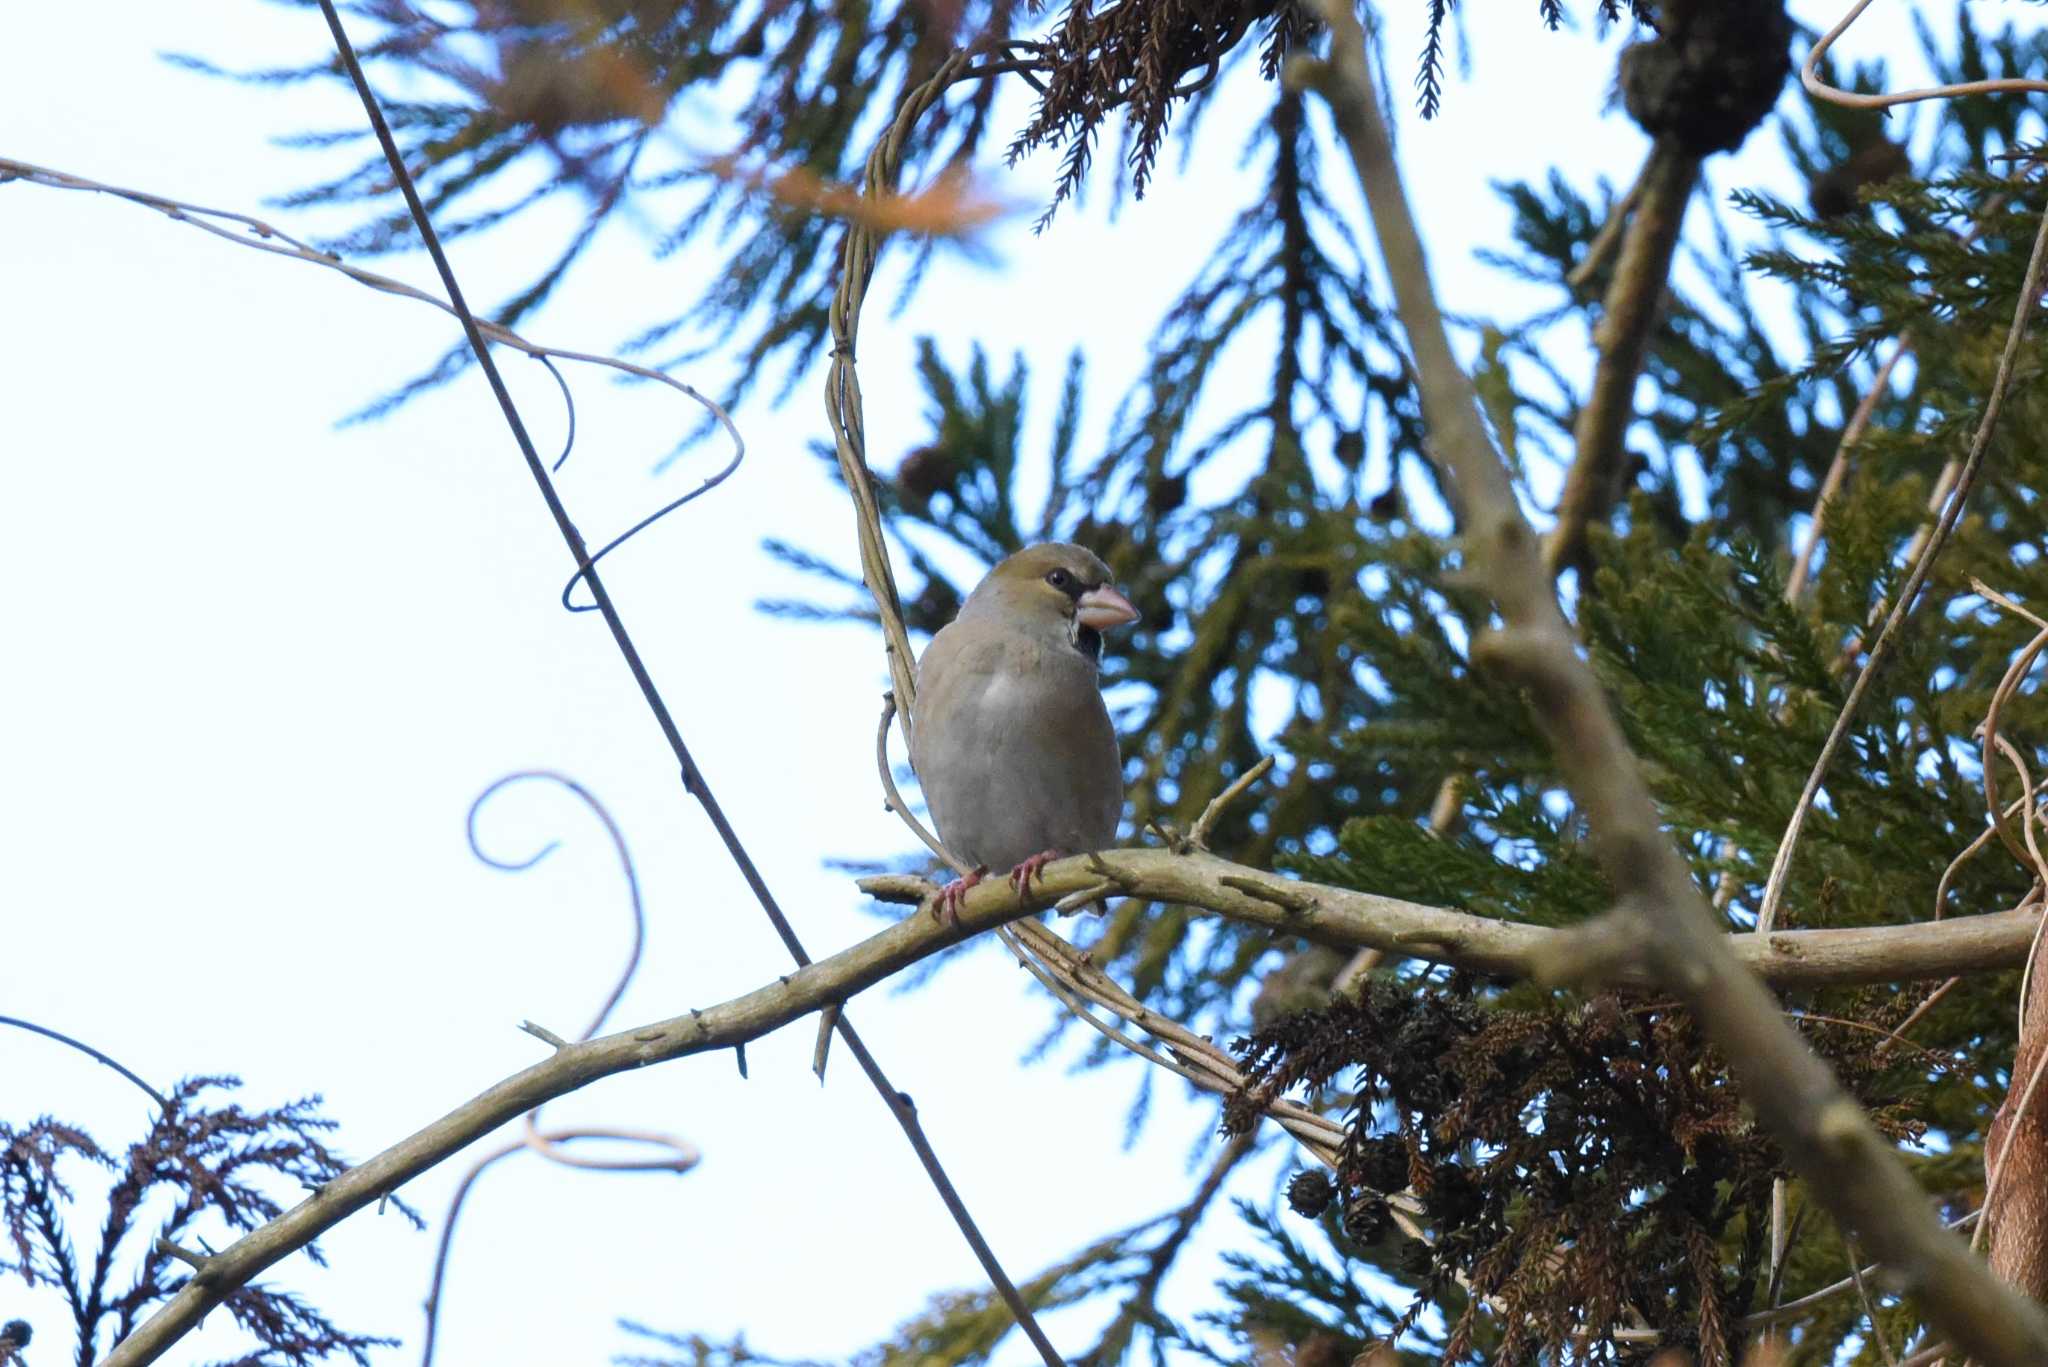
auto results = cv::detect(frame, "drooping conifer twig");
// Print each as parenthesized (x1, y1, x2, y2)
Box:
(1084, 1131, 1257, 1362)
(1287, 0, 2048, 1359)
(6, 1078, 406, 1366)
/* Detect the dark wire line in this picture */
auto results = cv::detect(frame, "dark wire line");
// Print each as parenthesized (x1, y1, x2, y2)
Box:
(534, 354, 575, 473)
(0, 1015, 166, 1109)
(309, 7, 1062, 1362)
(559, 473, 731, 611)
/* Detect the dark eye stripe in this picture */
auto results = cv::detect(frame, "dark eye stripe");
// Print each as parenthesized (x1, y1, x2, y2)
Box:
(1044, 567, 1087, 599)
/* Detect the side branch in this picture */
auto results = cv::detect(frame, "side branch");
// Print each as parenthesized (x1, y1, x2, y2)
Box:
(1546, 142, 1698, 576)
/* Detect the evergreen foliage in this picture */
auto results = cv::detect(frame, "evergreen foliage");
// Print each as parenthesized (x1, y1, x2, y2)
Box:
(193, 0, 2048, 1361)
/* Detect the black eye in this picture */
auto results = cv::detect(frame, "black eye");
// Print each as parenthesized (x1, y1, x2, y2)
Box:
(1045, 568, 1073, 590)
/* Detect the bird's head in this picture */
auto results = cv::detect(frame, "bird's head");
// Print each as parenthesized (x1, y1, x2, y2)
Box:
(959, 542, 1140, 661)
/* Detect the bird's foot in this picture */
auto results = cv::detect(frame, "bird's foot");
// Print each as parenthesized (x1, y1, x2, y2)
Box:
(930, 867, 986, 924)
(1007, 848, 1066, 897)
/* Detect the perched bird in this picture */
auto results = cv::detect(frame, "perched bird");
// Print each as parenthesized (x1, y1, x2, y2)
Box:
(910, 543, 1139, 921)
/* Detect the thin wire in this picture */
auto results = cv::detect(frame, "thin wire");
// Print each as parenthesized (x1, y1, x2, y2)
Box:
(0, 158, 744, 462)
(0, 156, 745, 581)
(308, 7, 1059, 1361)
(0, 1015, 166, 1109)
(534, 355, 576, 473)
(559, 467, 737, 611)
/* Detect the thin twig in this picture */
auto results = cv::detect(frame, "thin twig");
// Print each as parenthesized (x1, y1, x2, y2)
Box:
(1755, 192, 2048, 936)
(1768, 327, 1911, 1287)
(1847, 1237, 1901, 1367)
(1746, 1213, 1976, 1329)
(1563, 173, 1646, 295)
(877, 692, 972, 877)
(1804, 0, 2048, 111)
(1784, 195, 2005, 605)
(1084, 1132, 1257, 1361)
(1186, 754, 1275, 851)
(1786, 341, 1910, 601)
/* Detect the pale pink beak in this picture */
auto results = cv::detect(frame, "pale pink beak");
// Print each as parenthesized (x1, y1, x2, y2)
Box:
(1076, 583, 1140, 631)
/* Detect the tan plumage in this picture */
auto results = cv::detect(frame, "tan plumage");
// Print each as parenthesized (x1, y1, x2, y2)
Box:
(910, 543, 1138, 918)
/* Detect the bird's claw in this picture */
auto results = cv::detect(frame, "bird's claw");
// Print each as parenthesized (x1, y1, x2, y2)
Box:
(930, 868, 985, 924)
(1007, 848, 1065, 896)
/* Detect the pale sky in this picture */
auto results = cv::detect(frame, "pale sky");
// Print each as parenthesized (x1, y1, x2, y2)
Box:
(1, 2, 1940, 1363)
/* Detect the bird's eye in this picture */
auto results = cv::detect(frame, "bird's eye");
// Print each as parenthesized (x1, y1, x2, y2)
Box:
(1045, 568, 1073, 590)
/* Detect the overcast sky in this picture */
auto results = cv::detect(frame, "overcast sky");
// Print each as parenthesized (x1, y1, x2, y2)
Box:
(2, 3, 1941, 1363)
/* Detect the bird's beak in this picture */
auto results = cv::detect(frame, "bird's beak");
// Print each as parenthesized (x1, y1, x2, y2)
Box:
(1076, 584, 1140, 631)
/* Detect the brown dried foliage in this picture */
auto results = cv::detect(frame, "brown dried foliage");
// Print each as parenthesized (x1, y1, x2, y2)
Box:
(0, 1077, 408, 1366)
(1007, 0, 1318, 221)
(1227, 982, 1928, 1364)
(702, 157, 1010, 237)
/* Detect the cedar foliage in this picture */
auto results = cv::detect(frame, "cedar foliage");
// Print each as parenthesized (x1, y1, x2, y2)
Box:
(0, 1078, 407, 1365)
(177, 0, 2048, 1362)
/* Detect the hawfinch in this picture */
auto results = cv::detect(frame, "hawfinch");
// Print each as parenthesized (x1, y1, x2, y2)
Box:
(910, 543, 1139, 920)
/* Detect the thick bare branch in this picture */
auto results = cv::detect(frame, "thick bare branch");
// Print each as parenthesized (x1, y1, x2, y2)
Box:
(1288, 4, 2048, 1359)
(101, 839, 2040, 1366)
(862, 853, 2040, 990)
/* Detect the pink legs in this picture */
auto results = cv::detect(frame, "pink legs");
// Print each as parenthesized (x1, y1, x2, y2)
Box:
(1007, 848, 1065, 896)
(930, 867, 986, 924)
(926, 850, 1066, 924)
